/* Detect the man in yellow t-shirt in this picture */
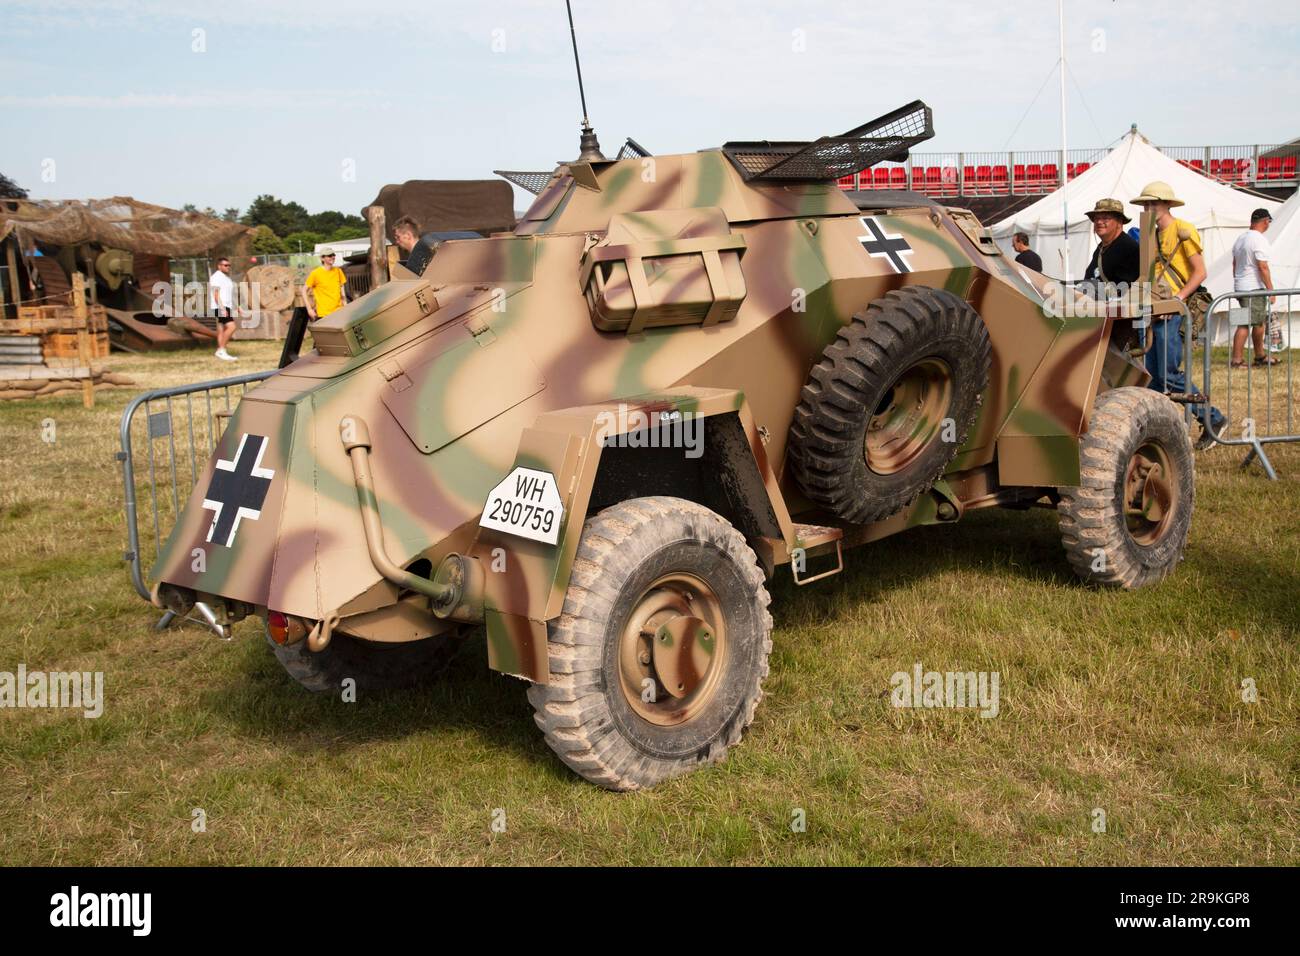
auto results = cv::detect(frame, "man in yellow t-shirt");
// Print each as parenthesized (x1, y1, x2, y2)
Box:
(1153, 213, 1204, 301)
(1131, 181, 1224, 449)
(303, 248, 348, 320)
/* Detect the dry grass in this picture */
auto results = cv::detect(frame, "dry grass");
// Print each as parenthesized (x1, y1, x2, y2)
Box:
(0, 341, 1296, 865)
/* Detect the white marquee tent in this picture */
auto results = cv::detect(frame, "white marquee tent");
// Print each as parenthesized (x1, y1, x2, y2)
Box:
(1205, 189, 1300, 347)
(991, 129, 1280, 282)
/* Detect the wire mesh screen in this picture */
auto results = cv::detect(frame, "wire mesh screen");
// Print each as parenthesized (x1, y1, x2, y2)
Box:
(723, 101, 934, 182)
(616, 138, 652, 160)
(493, 170, 559, 195)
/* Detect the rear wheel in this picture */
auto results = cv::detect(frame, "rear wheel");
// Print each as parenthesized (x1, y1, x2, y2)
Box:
(527, 496, 772, 791)
(266, 628, 456, 693)
(1058, 387, 1194, 589)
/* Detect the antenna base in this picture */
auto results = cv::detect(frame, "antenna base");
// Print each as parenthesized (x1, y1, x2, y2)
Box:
(577, 123, 605, 162)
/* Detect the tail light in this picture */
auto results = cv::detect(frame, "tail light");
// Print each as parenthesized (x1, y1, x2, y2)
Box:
(268, 611, 290, 645)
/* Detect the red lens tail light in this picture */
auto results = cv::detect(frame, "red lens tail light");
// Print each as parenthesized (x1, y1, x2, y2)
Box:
(268, 610, 289, 645)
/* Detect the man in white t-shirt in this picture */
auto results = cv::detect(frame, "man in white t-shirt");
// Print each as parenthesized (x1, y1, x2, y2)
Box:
(1230, 208, 1277, 368)
(208, 256, 238, 361)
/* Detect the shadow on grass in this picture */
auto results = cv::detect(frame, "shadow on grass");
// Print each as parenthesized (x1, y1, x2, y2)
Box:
(197, 496, 1298, 778)
(199, 632, 568, 777)
(769, 506, 1079, 627)
(768, 502, 1300, 640)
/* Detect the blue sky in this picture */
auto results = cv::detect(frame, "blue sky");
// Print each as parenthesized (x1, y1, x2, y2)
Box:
(2, 0, 1298, 216)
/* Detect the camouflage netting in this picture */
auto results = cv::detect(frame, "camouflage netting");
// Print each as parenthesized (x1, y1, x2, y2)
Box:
(364, 180, 517, 239)
(0, 196, 251, 256)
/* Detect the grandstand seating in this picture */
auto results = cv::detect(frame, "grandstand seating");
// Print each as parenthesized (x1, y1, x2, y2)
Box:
(834, 144, 1295, 195)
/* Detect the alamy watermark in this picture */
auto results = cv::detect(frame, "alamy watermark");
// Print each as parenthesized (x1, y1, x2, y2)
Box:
(0, 665, 103, 718)
(50, 886, 150, 936)
(1040, 280, 1154, 320)
(889, 662, 999, 718)
(151, 274, 265, 318)
(595, 404, 704, 459)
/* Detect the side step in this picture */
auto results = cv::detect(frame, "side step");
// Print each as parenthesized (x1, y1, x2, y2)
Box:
(791, 523, 844, 585)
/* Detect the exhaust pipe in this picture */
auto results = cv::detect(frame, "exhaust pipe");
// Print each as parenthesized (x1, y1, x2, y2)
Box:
(339, 415, 481, 622)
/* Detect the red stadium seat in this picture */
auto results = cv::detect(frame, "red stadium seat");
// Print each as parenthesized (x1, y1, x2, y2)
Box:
(1259, 158, 1278, 180)
(1189, 159, 1204, 173)
(941, 166, 958, 197)
(925, 167, 942, 195)
(1238, 159, 1252, 182)
(1076, 162, 1090, 175)
(1026, 164, 1042, 190)
(1284, 157, 1297, 180)
(837, 175, 856, 190)
(1042, 164, 1059, 188)
(962, 166, 975, 192)
(1013, 164, 1026, 191)
(992, 165, 1009, 193)
(874, 168, 891, 188)
(890, 167, 908, 188)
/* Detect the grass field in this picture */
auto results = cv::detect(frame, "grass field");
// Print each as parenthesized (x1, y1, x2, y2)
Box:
(1, 340, 1297, 865)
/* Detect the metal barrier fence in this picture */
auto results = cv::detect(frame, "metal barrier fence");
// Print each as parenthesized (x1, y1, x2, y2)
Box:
(117, 370, 277, 632)
(1196, 288, 1299, 480)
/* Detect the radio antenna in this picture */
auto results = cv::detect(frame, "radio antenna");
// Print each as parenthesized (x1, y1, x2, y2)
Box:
(565, 0, 605, 161)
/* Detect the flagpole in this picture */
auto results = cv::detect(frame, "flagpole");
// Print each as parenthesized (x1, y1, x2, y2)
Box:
(1059, 0, 1070, 281)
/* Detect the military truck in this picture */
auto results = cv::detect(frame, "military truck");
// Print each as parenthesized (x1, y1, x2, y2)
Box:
(148, 101, 1193, 790)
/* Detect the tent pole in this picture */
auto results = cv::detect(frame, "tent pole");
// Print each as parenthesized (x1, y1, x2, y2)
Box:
(1059, 0, 1070, 282)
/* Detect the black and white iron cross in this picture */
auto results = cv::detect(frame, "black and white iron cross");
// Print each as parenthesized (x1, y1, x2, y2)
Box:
(201, 433, 275, 548)
(858, 216, 914, 274)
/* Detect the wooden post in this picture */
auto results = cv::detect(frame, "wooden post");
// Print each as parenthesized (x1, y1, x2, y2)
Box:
(5, 240, 21, 310)
(72, 271, 94, 409)
(366, 205, 387, 290)
(81, 249, 98, 305)
(1138, 207, 1158, 290)
(386, 243, 399, 277)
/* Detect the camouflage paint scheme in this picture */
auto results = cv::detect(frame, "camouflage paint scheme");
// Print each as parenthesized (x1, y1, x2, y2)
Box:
(150, 145, 1150, 681)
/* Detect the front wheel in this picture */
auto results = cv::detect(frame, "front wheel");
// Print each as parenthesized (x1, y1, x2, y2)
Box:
(527, 497, 773, 791)
(1058, 387, 1194, 589)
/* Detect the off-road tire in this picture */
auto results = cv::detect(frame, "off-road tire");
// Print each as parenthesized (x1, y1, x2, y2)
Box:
(527, 497, 773, 791)
(789, 287, 991, 524)
(266, 628, 456, 694)
(1058, 387, 1194, 589)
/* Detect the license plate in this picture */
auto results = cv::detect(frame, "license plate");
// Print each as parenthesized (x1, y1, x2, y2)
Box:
(479, 467, 564, 545)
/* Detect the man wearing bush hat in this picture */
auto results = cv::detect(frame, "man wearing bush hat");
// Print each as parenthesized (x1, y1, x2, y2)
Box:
(1082, 198, 1139, 287)
(1132, 180, 1224, 449)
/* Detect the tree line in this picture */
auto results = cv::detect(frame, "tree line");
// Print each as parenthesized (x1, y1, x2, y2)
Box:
(184, 194, 369, 255)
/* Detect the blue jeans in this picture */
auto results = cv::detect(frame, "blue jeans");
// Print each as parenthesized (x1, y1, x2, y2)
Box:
(1145, 314, 1224, 429)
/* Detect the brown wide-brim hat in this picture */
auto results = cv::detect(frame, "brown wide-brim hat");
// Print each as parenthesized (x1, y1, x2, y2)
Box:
(1131, 180, 1184, 208)
(1084, 198, 1132, 224)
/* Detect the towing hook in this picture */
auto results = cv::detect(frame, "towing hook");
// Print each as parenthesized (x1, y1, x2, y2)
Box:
(307, 611, 340, 652)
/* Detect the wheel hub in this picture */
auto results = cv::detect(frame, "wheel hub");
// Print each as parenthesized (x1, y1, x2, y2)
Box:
(864, 357, 954, 475)
(1124, 441, 1175, 545)
(652, 617, 716, 699)
(618, 573, 726, 726)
